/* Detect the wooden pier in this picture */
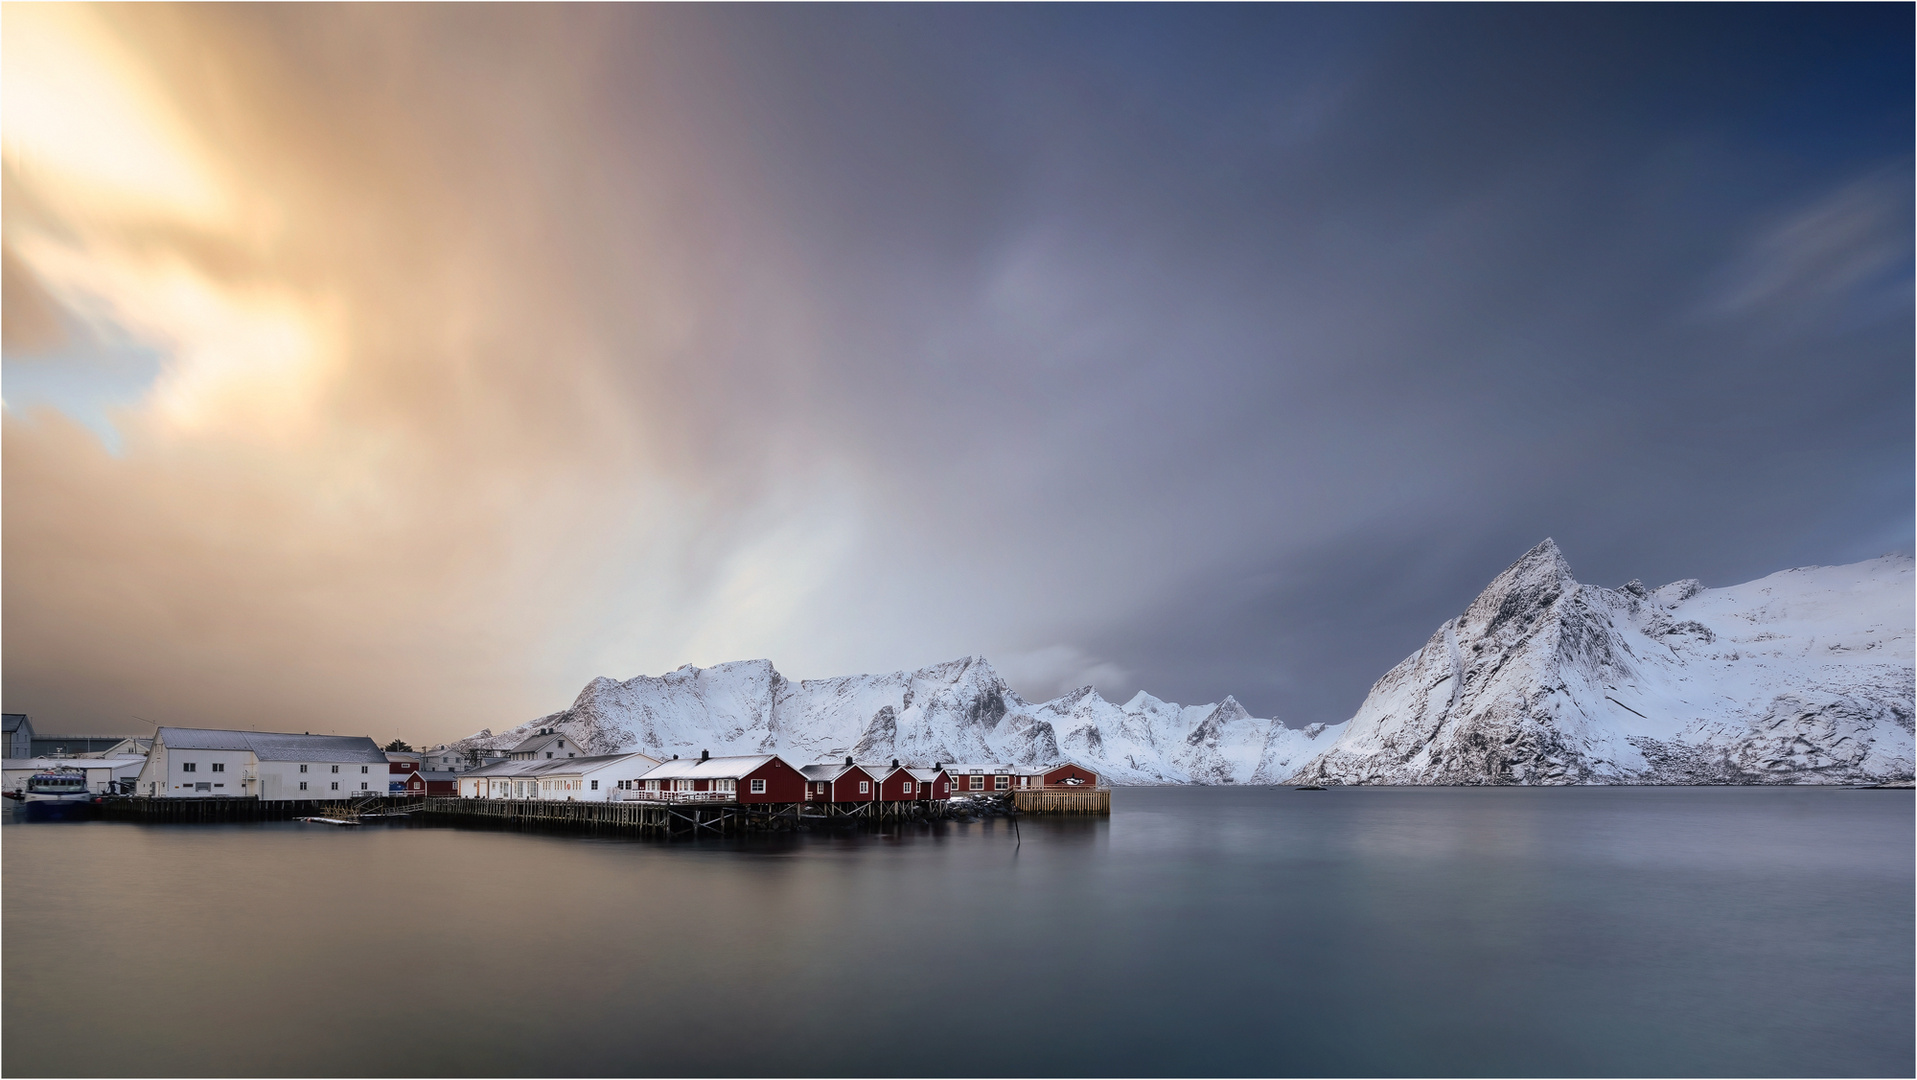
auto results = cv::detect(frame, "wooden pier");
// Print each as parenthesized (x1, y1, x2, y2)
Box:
(95, 787, 1106, 834)
(1012, 788, 1110, 815)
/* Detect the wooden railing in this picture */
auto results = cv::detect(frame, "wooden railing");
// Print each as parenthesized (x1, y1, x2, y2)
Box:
(617, 789, 738, 804)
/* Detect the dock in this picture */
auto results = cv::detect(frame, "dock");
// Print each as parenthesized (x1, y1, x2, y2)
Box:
(91, 786, 1108, 835)
(1012, 788, 1110, 814)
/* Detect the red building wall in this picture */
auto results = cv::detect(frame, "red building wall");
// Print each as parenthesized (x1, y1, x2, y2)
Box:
(1042, 764, 1098, 788)
(831, 767, 876, 802)
(738, 758, 804, 803)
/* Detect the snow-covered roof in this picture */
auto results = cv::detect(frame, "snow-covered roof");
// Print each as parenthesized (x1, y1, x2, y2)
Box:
(158, 727, 386, 764)
(637, 754, 787, 781)
(465, 759, 544, 778)
(412, 769, 459, 782)
(904, 767, 945, 782)
(799, 762, 871, 782)
(519, 752, 658, 776)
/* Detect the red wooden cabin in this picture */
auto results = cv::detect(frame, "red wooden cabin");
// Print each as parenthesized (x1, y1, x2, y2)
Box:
(906, 766, 951, 801)
(1018, 762, 1099, 789)
(799, 759, 878, 803)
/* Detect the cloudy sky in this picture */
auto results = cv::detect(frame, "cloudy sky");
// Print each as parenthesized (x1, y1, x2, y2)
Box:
(4, 5, 1910, 744)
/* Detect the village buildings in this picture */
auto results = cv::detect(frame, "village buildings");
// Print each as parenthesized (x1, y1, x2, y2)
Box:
(134, 728, 389, 800)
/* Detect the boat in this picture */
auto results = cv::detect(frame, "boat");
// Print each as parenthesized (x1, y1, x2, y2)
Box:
(10, 768, 97, 819)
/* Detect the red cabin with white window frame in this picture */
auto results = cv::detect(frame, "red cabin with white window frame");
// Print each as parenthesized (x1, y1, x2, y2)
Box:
(630, 752, 805, 803)
(906, 766, 951, 801)
(799, 760, 878, 803)
(954, 765, 1015, 793)
(1017, 762, 1098, 789)
(864, 760, 924, 801)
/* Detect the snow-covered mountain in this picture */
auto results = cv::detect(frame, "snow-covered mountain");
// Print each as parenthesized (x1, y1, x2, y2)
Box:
(1291, 540, 1914, 786)
(454, 656, 1341, 785)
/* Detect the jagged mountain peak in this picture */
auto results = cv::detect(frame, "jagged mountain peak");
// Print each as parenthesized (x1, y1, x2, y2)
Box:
(460, 655, 1319, 784)
(1460, 538, 1579, 635)
(1294, 546, 1913, 786)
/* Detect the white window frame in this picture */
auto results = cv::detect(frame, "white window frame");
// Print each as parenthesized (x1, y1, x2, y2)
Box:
(903, 781, 913, 794)
(859, 780, 870, 794)
(750, 778, 767, 794)
(330, 781, 340, 790)
(969, 775, 983, 790)
(995, 775, 1009, 790)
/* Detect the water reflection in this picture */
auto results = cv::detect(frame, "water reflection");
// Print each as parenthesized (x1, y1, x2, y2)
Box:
(5, 788, 1910, 1077)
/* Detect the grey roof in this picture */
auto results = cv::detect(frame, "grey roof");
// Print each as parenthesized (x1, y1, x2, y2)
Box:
(413, 769, 459, 782)
(538, 752, 661, 776)
(158, 727, 387, 764)
(2, 714, 30, 734)
(30, 735, 133, 755)
(466, 759, 542, 778)
(508, 730, 568, 753)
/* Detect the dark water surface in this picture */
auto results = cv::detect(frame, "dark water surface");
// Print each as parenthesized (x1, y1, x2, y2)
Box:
(4, 787, 1911, 1077)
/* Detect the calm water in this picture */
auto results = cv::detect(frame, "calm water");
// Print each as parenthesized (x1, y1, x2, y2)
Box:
(4, 787, 1911, 1077)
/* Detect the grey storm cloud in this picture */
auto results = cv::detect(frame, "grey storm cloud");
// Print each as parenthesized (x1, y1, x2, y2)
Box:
(3, 4, 1909, 741)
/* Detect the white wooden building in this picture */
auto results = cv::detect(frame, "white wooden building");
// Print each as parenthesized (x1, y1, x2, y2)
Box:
(458, 752, 660, 800)
(135, 728, 390, 800)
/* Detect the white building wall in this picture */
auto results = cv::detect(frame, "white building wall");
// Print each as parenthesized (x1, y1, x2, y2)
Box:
(255, 759, 381, 801)
(141, 747, 256, 797)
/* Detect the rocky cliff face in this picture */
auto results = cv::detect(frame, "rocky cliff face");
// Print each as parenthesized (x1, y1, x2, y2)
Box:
(457, 654, 1336, 784)
(1290, 540, 1914, 785)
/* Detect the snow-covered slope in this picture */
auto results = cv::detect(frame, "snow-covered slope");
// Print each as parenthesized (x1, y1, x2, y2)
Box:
(1291, 540, 1914, 785)
(455, 656, 1342, 784)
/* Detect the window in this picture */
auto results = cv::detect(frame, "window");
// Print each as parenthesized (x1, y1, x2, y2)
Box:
(213, 783, 224, 789)
(299, 781, 308, 791)
(361, 782, 368, 790)
(859, 780, 870, 794)
(331, 765, 340, 773)
(591, 780, 598, 790)
(299, 764, 308, 773)
(330, 782, 339, 790)
(969, 775, 983, 790)
(361, 765, 369, 774)
(903, 782, 913, 794)
(995, 775, 1009, 790)
(182, 762, 197, 773)
(211, 763, 225, 773)
(750, 778, 766, 794)
(547, 752, 554, 759)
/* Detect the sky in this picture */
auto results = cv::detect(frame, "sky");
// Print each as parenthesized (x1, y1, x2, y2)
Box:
(4, 5, 1911, 745)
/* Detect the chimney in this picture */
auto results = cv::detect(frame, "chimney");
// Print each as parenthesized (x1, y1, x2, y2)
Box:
(845, 756, 854, 766)
(672, 754, 679, 760)
(701, 749, 710, 762)
(934, 762, 942, 771)
(891, 758, 899, 768)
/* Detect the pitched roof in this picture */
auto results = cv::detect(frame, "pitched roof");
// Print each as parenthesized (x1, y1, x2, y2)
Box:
(637, 754, 786, 781)
(905, 768, 945, 782)
(799, 762, 874, 782)
(158, 727, 386, 764)
(2, 714, 31, 734)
